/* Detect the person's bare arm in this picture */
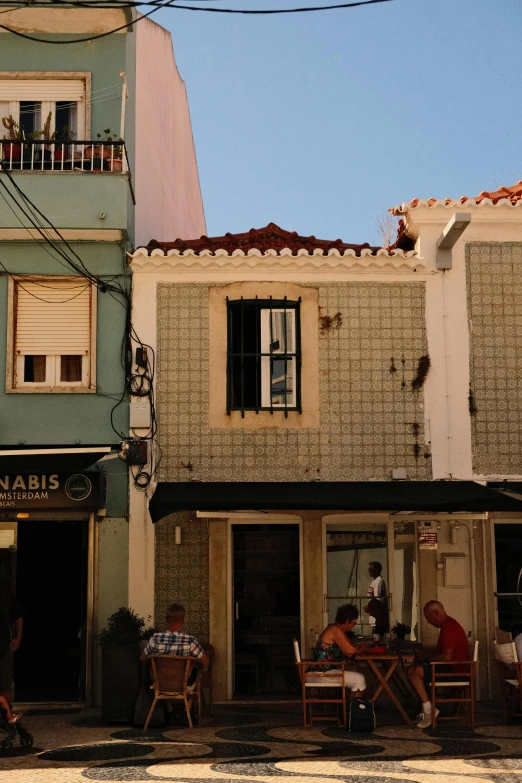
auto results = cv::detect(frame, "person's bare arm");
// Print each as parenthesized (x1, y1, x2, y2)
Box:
(198, 652, 210, 667)
(140, 649, 148, 662)
(10, 617, 23, 653)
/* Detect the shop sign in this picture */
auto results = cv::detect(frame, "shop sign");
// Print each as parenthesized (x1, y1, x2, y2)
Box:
(0, 472, 105, 510)
(419, 529, 438, 550)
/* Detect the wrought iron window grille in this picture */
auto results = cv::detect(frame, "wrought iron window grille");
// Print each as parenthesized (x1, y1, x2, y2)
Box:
(226, 296, 302, 418)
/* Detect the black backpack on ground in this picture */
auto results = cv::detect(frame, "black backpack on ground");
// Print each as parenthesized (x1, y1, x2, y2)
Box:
(348, 698, 376, 732)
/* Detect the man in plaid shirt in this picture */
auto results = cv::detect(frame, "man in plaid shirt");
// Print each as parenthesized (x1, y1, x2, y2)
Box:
(140, 603, 209, 668)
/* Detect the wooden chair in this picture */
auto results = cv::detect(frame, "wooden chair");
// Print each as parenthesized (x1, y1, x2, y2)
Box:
(429, 641, 479, 729)
(493, 640, 522, 723)
(201, 643, 214, 714)
(144, 655, 202, 731)
(293, 638, 346, 728)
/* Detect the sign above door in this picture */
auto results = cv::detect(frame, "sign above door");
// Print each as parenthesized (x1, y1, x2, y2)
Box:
(0, 472, 106, 510)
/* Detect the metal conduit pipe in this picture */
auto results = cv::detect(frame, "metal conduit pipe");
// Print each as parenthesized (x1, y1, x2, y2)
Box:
(461, 520, 479, 700)
(482, 516, 492, 698)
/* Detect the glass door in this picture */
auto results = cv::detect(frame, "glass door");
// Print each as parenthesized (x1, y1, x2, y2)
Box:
(325, 522, 390, 636)
(494, 523, 522, 636)
(232, 524, 300, 696)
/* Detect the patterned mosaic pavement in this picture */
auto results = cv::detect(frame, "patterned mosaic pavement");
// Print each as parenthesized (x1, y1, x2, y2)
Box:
(1, 703, 522, 783)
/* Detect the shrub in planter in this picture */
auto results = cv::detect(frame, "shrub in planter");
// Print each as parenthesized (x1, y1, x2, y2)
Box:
(391, 621, 411, 640)
(97, 607, 154, 722)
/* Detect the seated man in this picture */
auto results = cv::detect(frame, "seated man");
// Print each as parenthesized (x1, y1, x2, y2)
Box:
(407, 600, 469, 728)
(141, 602, 209, 693)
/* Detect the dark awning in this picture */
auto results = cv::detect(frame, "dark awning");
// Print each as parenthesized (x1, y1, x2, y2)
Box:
(0, 445, 118, 473)
(149, 480, 522, 523)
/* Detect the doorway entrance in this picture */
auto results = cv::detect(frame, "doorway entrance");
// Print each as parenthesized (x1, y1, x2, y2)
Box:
(14, 519, 89, 701)
(494, 522, 522, 636)
(232, 524, 300, 697)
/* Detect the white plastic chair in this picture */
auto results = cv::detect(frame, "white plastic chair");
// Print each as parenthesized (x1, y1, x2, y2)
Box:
(493, 640, 522, 723)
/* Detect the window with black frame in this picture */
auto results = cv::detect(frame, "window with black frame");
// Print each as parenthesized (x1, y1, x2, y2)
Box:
(227, 298, 301, 416)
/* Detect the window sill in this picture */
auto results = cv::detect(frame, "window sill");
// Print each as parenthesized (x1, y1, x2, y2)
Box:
(211, 407, 319, 430)
(7, 386, 97, 394)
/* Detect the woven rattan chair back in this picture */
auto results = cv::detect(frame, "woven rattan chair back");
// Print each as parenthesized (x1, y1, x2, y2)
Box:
(143, 655, 202, 731)
(151, 655, 192, 694)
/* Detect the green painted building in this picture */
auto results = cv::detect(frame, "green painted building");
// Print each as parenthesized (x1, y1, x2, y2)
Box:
(0, 6, 205, 704)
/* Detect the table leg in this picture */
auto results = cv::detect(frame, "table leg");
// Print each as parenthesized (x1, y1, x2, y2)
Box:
(367, 659, 413, 727)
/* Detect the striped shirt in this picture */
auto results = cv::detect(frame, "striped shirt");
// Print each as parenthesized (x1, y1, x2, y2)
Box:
(143, 630, 205, 660)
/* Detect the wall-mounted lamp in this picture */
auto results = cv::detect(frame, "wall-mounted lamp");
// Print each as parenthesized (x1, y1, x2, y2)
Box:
(175, 526, 182, 545)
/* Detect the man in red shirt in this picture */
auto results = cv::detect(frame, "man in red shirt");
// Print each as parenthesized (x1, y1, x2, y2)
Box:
(407, 600, 469, 728)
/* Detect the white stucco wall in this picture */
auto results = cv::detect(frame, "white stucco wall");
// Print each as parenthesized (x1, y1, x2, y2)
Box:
(134, 19, 206, 247)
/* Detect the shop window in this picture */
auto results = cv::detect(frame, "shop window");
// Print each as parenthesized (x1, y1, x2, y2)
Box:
(11, 277, 95, 391)
(226, 298, 301, 415)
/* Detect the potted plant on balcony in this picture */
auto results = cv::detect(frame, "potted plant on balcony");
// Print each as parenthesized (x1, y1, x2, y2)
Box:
(1, 114, 43, 162)
(51, 125, 77, 163)
(97, 607, 154, 722)
(85, 128, 123, 170)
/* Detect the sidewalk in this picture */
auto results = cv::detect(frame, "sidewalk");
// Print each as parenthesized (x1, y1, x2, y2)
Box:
(1, 701, 521, 782)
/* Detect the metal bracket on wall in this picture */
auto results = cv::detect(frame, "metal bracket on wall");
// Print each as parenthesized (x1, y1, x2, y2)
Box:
(436, 212, 471, 269)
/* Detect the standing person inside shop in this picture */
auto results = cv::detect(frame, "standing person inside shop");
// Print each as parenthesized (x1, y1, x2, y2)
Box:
(364, 561, 387, 634)
(0, 551, 24, 720)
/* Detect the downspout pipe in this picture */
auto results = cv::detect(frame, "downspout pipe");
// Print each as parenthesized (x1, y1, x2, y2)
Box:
(461, 520, 479, 700)
(482, 516, 492, 698)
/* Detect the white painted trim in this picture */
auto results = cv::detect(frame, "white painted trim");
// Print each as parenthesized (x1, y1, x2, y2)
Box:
(0, 447, 111, 456)
(0, 229, 123, 242)
(130, 248, 426, 277)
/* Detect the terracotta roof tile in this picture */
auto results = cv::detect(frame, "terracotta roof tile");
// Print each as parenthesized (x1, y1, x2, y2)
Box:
(393, 180, 522, 213)
(144, 222, 398, 257)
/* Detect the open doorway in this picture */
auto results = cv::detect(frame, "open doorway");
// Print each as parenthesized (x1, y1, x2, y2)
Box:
(14, 519, 89, 702)
(232, 524, 300, 697)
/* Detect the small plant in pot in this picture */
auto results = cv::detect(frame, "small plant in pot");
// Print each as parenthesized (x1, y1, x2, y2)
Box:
(85, 128, 124, 169)
(97, 607, 154, 722)
(391, 621, 411, 640)
(2, 114, 43, 161)
(51, 125, 77, 162)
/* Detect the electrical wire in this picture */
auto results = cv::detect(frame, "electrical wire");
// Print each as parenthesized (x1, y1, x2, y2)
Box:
(0, 1, 170, 43)
(0, 159, 162, 488)
(0, 0, 399, 43)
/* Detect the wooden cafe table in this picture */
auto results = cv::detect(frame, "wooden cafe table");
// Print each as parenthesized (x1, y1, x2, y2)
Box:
(355, 652, 414, 726)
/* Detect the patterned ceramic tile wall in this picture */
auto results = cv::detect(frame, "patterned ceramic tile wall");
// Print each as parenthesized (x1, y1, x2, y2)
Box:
(154, 511, 209, 640)
(467, 242, 522, 476)
(157, 281, 431, 483)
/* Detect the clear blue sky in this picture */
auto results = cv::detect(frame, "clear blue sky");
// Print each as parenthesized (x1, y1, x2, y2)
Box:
(151, 0, 521, 245)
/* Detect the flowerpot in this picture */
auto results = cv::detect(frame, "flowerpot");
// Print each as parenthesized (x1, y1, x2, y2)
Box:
(84, 145, 97, 159)
(101, 644, 140, 722)
(109, 158, 123, 172)
(2, 142, 21, 160)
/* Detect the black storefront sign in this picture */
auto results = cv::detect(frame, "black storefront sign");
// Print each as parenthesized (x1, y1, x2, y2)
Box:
(0, 472, 106, 510)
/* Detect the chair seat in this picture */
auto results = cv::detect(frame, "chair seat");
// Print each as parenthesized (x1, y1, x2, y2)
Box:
(305, 677, 343, 687)
(429, 681, 470, 687)
(505, 679, 520, 687)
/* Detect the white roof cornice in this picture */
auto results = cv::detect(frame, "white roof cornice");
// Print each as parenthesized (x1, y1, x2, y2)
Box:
(129, 247, 426, 276)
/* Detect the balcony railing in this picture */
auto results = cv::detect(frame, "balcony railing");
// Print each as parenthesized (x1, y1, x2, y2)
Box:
(0, 139, 130, 173)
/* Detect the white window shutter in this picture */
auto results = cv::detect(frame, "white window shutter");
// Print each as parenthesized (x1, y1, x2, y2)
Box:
(0, 80, 85, 102)
(15, 280, 92, 355)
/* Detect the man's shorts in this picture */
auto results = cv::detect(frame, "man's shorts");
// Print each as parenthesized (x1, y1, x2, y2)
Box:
(0, 648, 13, 693)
